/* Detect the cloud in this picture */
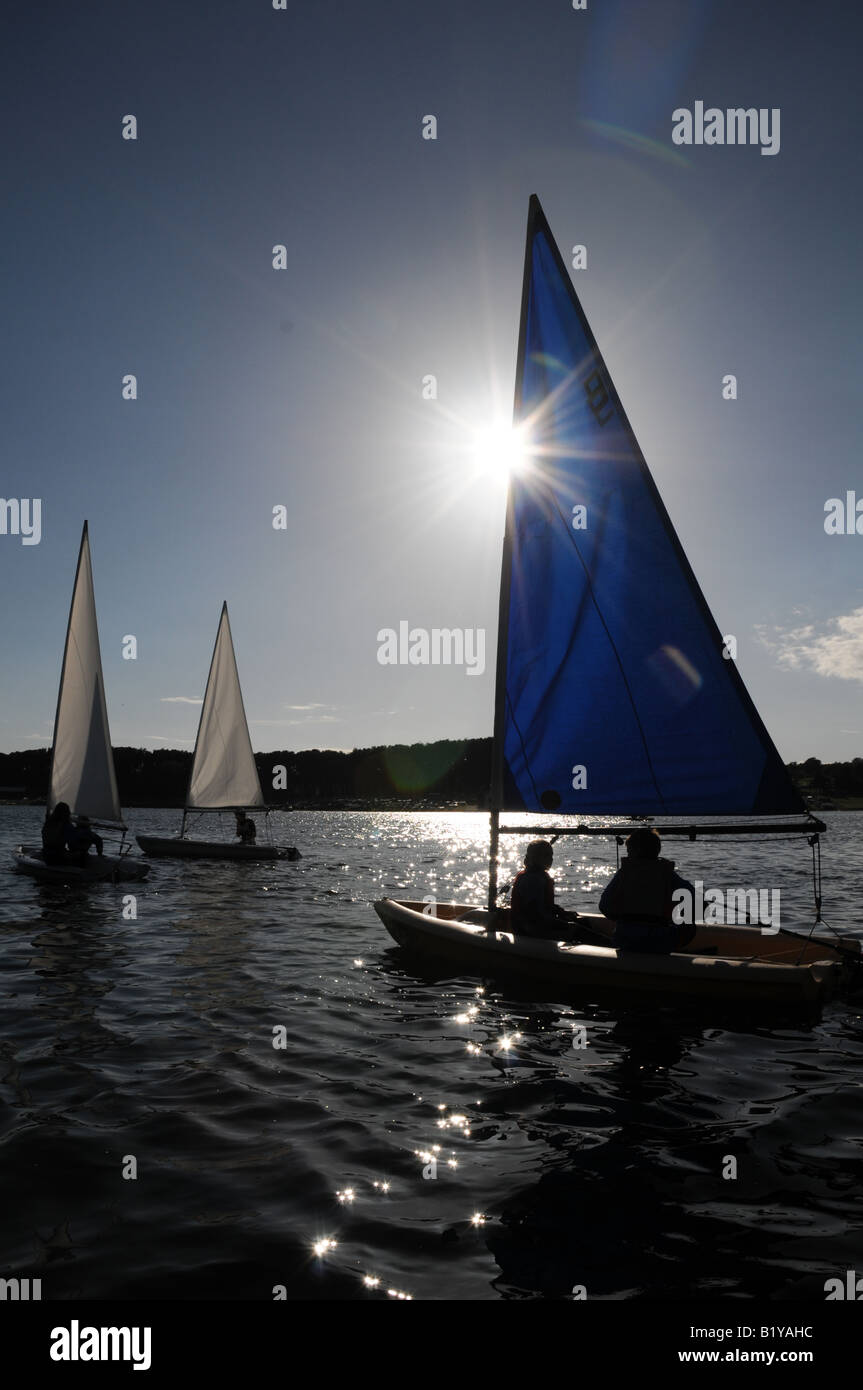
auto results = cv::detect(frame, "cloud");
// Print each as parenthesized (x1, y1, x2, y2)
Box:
(144, 735, 195, 744)
(282, 703, 334, 712)
(160, 696, 203, 705)
(757, 607, 863, 684)
(250, 715, 341, 726)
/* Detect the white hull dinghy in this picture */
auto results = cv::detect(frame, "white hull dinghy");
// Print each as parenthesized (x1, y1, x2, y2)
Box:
(12, 522, 150, 886)
(374, 197, 861, 1008)
(14, 846, 150, 884)
(135, 835, 298, 862)
(135, 604, 299, 863)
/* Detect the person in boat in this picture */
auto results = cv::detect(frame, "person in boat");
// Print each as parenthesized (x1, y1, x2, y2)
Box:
(234, 810, 256, 844)
(599, 828, 696, 955)
(41, 802, 75, 865)
(510, 840, 580, 940)
(67, 814, 104, 862)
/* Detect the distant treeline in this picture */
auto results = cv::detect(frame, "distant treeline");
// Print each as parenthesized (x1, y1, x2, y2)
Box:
(1, 745, 860, 810)
(0, 740, 494, 809)
(787, 757, 863, 806)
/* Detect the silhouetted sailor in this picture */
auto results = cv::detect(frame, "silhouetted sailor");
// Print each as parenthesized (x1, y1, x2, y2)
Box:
(234, 810, 256, 844)
(41, 802, 74, 865)
(599, 827, 696, 954)
(510, 840, 579, 940)
(67, 814, 104, 861)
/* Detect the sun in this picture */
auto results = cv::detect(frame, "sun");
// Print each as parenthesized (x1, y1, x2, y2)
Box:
(471, 420, 528, 482)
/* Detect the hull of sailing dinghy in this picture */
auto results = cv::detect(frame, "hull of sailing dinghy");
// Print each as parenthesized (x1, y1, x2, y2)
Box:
(136, 835, 299, 861)
(373, 899, 843, 1006)
(13, 848, 150, 883)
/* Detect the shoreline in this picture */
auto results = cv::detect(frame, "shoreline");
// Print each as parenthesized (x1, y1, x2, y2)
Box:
(1, 799, 856, 813)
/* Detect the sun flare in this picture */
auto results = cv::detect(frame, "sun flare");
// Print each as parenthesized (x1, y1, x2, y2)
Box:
(471, 420, 528, 481)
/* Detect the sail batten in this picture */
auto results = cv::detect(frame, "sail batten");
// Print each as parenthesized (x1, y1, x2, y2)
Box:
(185, 604, 265, 810)
(49, 524, 124, 826)
(495, 197, 803, 818)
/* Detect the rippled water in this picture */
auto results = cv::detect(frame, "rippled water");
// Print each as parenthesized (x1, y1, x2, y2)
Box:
(1, 806, 862, 1301)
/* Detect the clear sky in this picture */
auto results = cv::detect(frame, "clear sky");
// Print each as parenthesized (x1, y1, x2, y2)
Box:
(2, 0, 861, 762)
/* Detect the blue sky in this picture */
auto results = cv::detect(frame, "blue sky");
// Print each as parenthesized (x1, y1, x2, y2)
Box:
(2, 0, 861, 761)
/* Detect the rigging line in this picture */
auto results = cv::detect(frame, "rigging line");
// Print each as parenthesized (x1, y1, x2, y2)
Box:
(549, 490, 670, 813)
(782, 833, 824, 965)
(809, 914, 844, 945)
(791, 919, 819, 967)
(814, 916, 863, 975)
(809, 832, 823, 924)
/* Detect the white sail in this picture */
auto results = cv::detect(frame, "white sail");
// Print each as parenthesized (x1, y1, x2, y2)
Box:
(49, 523, 123, 825)
(186, 603, 265, 810)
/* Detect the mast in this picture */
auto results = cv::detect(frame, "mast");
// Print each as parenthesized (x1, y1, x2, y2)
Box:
(488, 196, 539, 915)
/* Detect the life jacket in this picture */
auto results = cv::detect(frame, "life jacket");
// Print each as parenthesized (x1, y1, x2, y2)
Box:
(510, 867, 554, 929)
(602, 857, 676, 924)
(42, 818, 70, 864)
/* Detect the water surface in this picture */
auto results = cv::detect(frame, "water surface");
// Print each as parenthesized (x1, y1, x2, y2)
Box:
(1, 806, 861, 1300)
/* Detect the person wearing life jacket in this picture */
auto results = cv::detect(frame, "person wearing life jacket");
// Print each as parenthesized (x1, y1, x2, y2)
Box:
(510, 840, 580, 940)
(599, 827, 696, 954)
(67, 814, 104, 863)
(43, 804, 104, 866)
(41, 802, 75, 865)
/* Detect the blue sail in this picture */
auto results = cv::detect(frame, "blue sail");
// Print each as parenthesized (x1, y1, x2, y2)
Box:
(499, 197, 803, 816)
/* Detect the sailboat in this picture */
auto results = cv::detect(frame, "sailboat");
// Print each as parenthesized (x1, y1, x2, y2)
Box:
(13, 522, 150, 883)
(375, 196, 859, 1006)
(136, 603, 299, 861)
